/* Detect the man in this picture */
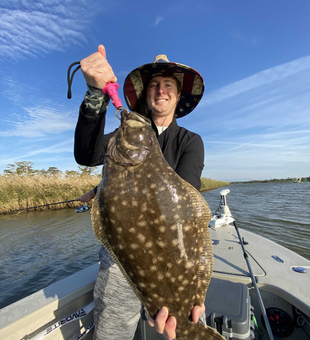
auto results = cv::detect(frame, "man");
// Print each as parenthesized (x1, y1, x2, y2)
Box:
(74, 45, 205, 340)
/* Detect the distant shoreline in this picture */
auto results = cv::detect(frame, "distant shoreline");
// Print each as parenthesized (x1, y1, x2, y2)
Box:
(231, 177, 309, 184)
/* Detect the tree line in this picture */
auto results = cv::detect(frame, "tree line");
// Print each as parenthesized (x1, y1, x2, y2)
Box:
(2, 161, 100, 177)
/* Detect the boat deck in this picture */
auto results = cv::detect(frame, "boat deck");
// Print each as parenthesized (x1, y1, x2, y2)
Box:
(209, 224, 310, 316)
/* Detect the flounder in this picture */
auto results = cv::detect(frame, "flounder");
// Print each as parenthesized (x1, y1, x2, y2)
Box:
(91, 109, 225, 340)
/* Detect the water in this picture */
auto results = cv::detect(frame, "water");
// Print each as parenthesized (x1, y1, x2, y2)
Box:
(0, 209, 101, 309)
(202, 182, 310, 259)
(0, 182, 309, 309)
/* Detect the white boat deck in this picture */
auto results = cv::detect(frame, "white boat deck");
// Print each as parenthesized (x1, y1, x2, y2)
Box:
(209, 224, 310, 316)
(0, 264, 99, 340)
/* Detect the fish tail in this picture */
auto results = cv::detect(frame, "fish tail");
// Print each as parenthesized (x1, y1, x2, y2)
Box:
(177, 321, 225, 340)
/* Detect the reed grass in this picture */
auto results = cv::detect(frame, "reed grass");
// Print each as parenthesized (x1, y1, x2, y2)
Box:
(0, 175, 229, 214)
(0, 174, 100, 214)
(200, 178, 230, 192)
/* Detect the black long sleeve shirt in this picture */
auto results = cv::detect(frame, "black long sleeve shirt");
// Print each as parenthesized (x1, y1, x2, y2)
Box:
(74, 99, 204, 191)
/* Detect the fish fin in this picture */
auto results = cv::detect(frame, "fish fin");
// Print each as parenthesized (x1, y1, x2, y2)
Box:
(91, 179, 149, 307)
(101, 234, 147, 305)
(91, 178, 104, 242)
(180, 179, 214, 306)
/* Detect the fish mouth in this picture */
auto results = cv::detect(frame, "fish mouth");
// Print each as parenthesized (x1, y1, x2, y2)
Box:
(107, 109, 152, 167)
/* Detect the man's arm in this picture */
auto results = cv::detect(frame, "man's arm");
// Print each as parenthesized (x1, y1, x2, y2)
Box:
(74, 44, 117, 166)
(74, 102, 107, 166)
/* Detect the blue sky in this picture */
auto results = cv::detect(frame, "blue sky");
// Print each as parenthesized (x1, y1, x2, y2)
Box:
(0, 0, 309, 182)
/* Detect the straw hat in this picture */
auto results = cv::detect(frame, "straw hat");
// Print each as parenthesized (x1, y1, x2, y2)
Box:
(123, 55, 204, 118)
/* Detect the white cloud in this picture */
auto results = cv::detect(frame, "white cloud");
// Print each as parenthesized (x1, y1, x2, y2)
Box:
(0, 0, 101, 60)
(189, 56, 310, 139)
(200, 55, 310, 107)
(0, 103, 76, 137)
(154, 15, 164, 26)
(183, 55, 310, 180)
(202, 126, 310, 181)
(0, 139, 74, 166)
(230, 31, 258, 46)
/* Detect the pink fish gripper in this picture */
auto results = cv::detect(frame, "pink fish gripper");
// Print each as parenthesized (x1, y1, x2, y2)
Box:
(102, 82, 123, 109)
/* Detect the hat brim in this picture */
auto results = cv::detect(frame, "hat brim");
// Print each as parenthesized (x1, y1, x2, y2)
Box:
(123, 61, 204, 118)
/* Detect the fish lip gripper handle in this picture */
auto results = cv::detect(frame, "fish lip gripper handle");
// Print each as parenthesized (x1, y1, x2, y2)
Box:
(102, 82, 122, 109)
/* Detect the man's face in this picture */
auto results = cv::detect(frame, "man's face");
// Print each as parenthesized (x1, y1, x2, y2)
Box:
(146, 76, 180, 120)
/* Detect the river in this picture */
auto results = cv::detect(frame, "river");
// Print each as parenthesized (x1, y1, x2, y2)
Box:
(0, 182, 309, 309)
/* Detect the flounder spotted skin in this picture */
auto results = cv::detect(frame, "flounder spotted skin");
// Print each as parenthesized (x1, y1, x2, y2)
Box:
(91, 110, 225, 340)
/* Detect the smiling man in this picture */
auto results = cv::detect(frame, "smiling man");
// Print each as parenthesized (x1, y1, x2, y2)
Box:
(74, 45, 206, 340)
(146, 76, 181, 126)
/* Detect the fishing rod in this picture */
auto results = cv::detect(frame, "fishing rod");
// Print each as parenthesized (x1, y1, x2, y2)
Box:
(233, 220, 275, 340)
(6, 199, 81, 214)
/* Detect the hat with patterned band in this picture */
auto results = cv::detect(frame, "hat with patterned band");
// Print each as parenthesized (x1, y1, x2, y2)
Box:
(123, 55, 204, 118)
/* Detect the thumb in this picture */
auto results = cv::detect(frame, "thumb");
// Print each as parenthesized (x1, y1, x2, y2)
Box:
(98, 44, 106, 58)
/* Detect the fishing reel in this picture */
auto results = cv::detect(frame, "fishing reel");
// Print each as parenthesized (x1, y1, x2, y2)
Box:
(76, 204, 90, 213)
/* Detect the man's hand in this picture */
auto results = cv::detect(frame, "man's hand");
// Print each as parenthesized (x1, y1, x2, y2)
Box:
(147, 305, 205, 339)
(80, 45, 117, 89)
(192, 305, 205, 323)
(80, 188, 96, 202)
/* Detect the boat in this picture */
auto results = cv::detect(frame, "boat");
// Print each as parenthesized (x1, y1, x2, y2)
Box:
(0, 191, 309, 340)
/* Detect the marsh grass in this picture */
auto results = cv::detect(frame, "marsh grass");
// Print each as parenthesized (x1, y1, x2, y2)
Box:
(0, 175, 229, 214)
(200, 178, 230, 192)
(0, 174, 100, 214)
